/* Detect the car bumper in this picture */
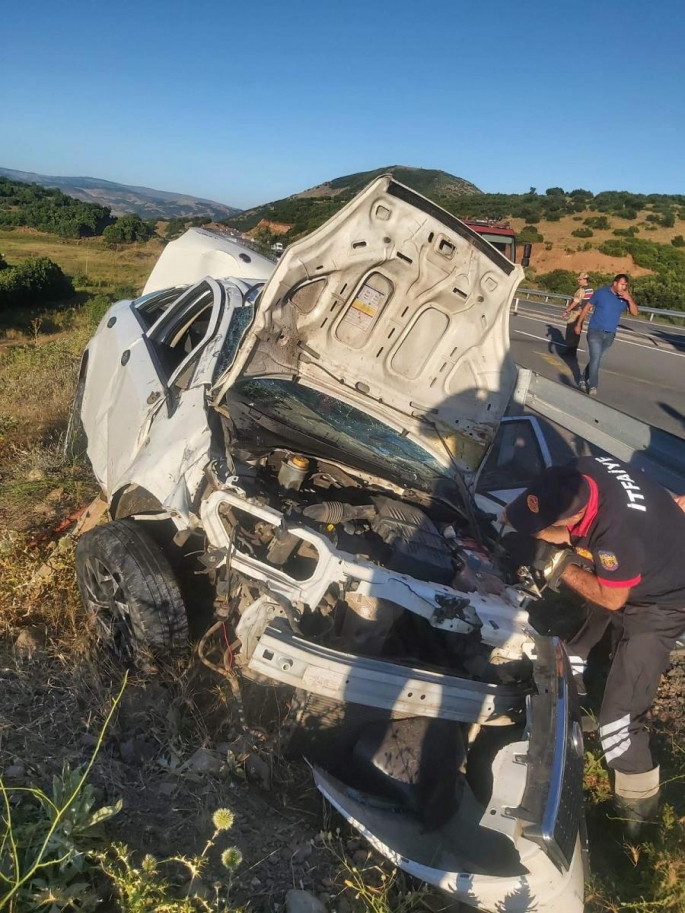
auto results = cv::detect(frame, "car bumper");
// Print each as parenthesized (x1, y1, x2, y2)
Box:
(249, 624, 585, 910)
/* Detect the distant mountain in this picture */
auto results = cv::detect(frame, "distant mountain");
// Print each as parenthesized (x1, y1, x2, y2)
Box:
(0, 167, 241, 220)
(299, 166, 481, 200)
(224, 165, 482, 236)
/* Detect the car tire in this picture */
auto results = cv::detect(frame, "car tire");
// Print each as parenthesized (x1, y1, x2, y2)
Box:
(75, 519, 189, 666)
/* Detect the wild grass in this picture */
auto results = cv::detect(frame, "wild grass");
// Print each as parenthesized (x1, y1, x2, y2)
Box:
(0, 228, 162, 294)
(583, 696, 685, 912)
(0, 671, 246, 912)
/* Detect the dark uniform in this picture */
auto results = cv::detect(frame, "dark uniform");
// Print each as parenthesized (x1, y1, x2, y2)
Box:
(564, 455, 685, 774)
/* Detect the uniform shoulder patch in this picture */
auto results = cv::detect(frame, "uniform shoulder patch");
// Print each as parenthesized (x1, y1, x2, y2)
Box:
(527, 494, 539, 514)
(575, 547, 593, 560)
(598, 550, 619, 571)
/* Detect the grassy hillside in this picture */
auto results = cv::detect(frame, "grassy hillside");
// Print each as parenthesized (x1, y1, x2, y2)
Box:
(0, 167, 241, 220)
(223, 165, 481, 235)
(0, 176, 113, 238)
(518, 210, 685, 311)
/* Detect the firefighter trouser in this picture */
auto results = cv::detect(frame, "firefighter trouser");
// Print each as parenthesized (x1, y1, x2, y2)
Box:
(566, 602, 685, 774)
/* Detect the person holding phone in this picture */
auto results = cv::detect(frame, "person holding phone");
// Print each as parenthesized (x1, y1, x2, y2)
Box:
(574, 274, 639, 395)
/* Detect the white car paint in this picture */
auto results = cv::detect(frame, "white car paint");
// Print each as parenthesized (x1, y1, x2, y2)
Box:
(143, 227, 275, 294)
(214, 176, 524, 475)
(77, 179, 584, 913)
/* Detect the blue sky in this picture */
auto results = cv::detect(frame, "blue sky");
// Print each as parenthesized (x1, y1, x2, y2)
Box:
(1, 0, 684, 208)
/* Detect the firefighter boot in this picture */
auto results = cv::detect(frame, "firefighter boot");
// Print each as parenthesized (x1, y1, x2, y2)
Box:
(614, 767, 660, 839)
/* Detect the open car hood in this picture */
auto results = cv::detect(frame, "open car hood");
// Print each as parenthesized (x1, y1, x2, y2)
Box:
(213, 176, 524, 474)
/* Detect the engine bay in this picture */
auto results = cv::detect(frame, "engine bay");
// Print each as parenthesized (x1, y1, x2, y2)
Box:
(200, 448, 534, 685)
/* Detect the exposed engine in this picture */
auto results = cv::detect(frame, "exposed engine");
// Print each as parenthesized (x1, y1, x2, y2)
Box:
(199, 449, 529, 684)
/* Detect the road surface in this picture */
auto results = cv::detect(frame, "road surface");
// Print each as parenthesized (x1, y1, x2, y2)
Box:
(509, 300, 685, 439)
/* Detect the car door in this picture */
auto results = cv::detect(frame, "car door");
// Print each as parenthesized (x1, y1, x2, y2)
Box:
(84, 279, 227, 494)
(474, 416, 552, 517)
(119, 281, 253, 517)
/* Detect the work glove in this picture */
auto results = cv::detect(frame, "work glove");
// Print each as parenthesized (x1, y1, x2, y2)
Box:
(531, 542, 583, 592)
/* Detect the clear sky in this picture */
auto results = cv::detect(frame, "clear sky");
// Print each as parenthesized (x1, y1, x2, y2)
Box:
(1, 0, 684, 209)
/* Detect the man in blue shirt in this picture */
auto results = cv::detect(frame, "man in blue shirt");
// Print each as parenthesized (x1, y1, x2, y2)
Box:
(575, 274, 639, 395)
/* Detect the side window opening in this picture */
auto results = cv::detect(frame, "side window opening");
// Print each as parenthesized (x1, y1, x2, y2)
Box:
(134, 287, 184, 328)
(146, 282, 218, 383)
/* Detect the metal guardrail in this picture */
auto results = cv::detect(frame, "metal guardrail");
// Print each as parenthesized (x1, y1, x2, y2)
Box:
(512, 369, 685, 493)
(513, 287, 685, 323)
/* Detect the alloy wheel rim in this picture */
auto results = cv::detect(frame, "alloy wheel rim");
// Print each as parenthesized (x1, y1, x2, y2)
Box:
(81, 556, 137, 663)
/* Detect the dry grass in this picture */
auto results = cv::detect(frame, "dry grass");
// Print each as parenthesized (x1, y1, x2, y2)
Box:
(512, 208, 685, 276)
(0, 227, 163, 292)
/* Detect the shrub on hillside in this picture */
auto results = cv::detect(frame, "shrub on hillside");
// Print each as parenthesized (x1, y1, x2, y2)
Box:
(584, 216, 610, 230)
(613, 226, 639, 237)
(598, 239, 628, 257)
(537, 269, 577, 295)
(632, 274, 685, 311)
(672, 235, 685, 248)
(0, 257, 74, 311)
(603, 237, 685, 273)
(81, 294, 114, 328)
(518, 226, 544, 243)
(103, 214, 154, 245)
(572, 228, 594, 238)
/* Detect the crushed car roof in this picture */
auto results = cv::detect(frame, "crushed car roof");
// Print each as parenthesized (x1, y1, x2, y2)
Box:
(143, 227, 276, 295)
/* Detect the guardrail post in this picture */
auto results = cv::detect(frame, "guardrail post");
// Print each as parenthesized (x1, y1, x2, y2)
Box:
(513, 298, 519, 314)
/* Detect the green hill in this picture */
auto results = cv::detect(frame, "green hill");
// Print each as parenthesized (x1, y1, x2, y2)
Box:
(0, 176, 114, 238)
(223, 165, 482, 237)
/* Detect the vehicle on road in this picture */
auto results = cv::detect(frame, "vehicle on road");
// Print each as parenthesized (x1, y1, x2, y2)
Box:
(463, 218, 531, 267)
(72, 176, 584, 913)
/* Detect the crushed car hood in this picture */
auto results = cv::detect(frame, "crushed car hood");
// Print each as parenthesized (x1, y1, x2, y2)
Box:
(213, 176, 524, 474)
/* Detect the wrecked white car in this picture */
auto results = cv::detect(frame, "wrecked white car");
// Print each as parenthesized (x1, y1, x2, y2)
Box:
(73, 177, 585, 913)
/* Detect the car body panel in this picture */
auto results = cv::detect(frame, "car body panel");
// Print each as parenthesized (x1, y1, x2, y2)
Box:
(213, 176, 524, 474)
(143, 227, 276, 295)
(313, 768, 584, 913)
(82, 279, 247, 513)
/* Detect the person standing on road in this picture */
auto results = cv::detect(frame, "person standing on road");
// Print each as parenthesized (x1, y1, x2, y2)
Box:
(504, 457, 685, 836)
(562, 272, 593, 354)
(574, 273, 639, 395)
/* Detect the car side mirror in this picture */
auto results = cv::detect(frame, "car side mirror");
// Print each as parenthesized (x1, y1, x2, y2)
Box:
(521, 243, 532, 268)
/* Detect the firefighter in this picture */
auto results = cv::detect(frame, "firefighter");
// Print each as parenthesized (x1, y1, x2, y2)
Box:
(505, 457, 685, 836)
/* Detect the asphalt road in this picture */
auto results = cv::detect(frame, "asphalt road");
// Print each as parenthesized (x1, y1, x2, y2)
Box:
(509, 300, 685, 439)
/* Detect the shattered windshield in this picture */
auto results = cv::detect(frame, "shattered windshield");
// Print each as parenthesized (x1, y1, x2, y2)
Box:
(230, 378, 446, 492)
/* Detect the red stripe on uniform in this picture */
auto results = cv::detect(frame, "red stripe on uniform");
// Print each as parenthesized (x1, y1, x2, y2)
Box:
(597, 575, 642, 589)
(568, 476, 599, 537)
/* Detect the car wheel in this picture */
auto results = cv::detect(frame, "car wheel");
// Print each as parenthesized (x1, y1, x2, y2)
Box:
(75, 519, 189, 666)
